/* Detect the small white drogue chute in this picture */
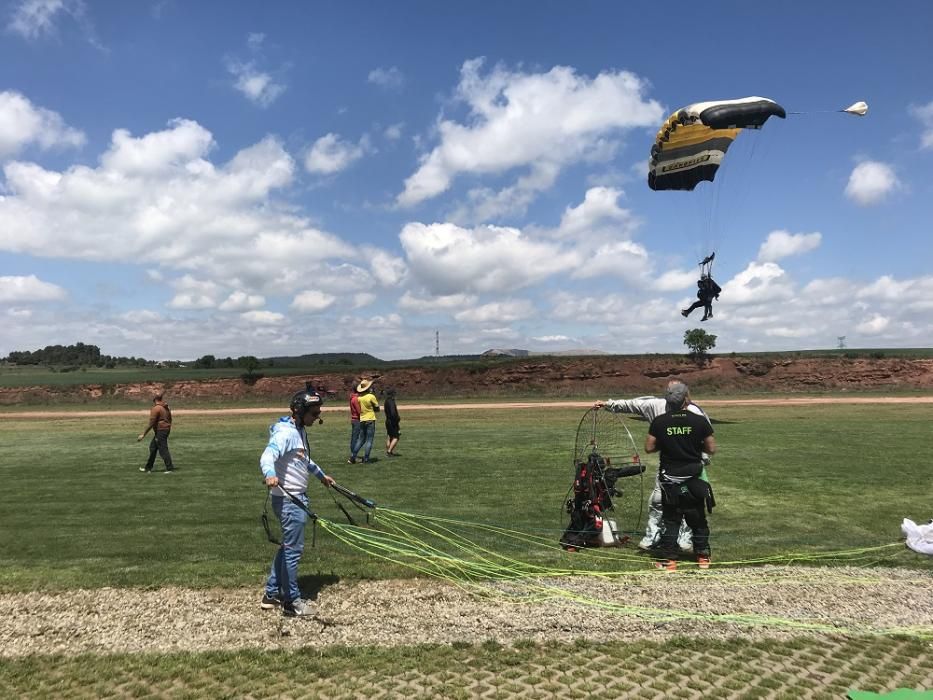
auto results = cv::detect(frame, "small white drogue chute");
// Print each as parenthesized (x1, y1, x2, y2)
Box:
(842, 101, 869, 116)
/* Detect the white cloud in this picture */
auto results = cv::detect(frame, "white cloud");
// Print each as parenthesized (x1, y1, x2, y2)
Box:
(909, 101, 933, 149)
(227, 60, 286, 108)
(571, 239, 650, 281)
(398, 291, 477, 312)
(400, 221, 575, 295)
(856, 314, 890, 335)
(0, 274, 66, 302)
(451, 161, 560, 223)
(120, 309, 162, 323)
(0, 90, 85, 159)
(367, 249, 407, 287)
(397, 58, 664, 207)
(554, 186, 637, 240)
(0, 120, 354, 289)
(844, 161, 900, 206)
(352, 292, 376, 309)
(533, 335, 572, 343)
(757, 230, 822, 262)
(720, 262, 794, 305)
(219, 290, 265, 311)
(653, 269, 697, 292)
(102, 118, 213, 174)
(384, 123, 404, 141)
(291, 290, 336, 312)
(304, 133, 370, 174)
(167, 293, 215, 309)
(368, 66, 404, 89)
(240, 310, 284, 325)
(454, 299, 535, 323)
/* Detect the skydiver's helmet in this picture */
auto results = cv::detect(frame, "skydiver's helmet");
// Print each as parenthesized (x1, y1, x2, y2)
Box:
(290, 390, 324, 416)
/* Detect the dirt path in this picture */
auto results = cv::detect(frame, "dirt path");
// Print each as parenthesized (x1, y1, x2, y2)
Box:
(3, 396, 933, 419)
(2, 564, 931, 658)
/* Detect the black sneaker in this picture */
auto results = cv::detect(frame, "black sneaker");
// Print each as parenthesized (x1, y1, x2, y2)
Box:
(260, 593, 282, 610)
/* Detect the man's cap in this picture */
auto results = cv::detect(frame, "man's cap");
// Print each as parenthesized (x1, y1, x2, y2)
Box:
(665, 381, 689, 410)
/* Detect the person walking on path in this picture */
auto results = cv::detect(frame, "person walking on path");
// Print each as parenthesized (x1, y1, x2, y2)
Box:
(645, 382, 716, 570)
(350, 378, 380, 463)
(137, 393, 175, 473)
(594, 380, 712, 552)
(384, 387, 401, 456)
(347, 384, 361, 464)
(260, 389, 335, 617)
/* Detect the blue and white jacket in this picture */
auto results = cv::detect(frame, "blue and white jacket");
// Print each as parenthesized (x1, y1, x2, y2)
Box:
(259, 416, 327, 497)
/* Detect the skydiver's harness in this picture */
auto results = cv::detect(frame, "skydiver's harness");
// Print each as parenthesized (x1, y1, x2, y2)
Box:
(659, 467, 716, 514)
(560, 452, 646, 550)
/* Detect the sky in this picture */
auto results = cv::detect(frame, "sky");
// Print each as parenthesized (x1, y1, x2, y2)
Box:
(1, 0, 932, 361)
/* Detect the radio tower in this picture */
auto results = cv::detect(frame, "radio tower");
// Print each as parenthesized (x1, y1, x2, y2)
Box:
(435, 329, 440, 357)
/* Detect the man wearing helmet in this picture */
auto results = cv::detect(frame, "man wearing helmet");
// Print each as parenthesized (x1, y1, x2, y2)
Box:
(259, 389, 335, 617)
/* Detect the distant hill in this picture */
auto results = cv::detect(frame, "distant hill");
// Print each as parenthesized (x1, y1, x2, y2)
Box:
(482, 348, 608, 357)
(264, 353, 384, 367)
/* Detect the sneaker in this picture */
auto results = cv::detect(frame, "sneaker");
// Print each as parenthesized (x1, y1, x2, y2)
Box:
(653, 559, 678, 572)
(260, 593, 282, 610)
(697, 556, 711, 570)
(139, 467, 151, 473)
(164, 469, 174, 474)
(637, 539, 657, 552)
(700, 316, 708, 322)
(347, 458, 356, 464)
(362, 458, 370, 463)
(680, 309, 689, 317)
(282, 598, 315, 617)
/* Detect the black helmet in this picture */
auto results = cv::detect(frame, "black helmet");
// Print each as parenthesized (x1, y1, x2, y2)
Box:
(290, 390, 323, 415)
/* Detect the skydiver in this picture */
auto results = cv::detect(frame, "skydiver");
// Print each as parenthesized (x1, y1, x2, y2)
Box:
(681, 274, 721, 322)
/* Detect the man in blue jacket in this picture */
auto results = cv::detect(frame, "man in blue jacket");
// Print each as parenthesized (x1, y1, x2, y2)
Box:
(259, 389, 335, 617)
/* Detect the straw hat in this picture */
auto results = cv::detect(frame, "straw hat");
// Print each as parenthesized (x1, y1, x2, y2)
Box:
(356, 378, 374, 392)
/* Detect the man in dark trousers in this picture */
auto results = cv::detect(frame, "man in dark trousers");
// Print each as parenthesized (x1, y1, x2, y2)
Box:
(681, 275, 722, 322)
(384, 387, 401, 456)
(644, 381, 716, 570)
(137, 392, 175, 473)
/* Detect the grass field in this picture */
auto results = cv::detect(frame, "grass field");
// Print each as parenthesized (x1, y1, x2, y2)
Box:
(1, 401, 931, 697)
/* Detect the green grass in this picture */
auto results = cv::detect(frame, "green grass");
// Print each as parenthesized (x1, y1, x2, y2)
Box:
(0, 403, 930, 592)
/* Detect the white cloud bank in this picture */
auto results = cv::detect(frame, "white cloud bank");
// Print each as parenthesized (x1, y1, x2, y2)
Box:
(397, 59, 664, 207)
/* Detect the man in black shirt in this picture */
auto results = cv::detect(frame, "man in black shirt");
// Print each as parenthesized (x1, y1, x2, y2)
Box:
(645, 382, 717, 570)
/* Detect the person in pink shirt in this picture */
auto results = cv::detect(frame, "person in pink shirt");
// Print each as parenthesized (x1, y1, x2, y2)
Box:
(347, 382, 361, 464)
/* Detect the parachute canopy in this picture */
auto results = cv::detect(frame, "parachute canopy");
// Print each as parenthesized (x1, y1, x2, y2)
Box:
(648, 96, 786, 191)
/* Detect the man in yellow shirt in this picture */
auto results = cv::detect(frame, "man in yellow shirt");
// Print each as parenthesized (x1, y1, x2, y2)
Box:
(350, 378, 380, 463)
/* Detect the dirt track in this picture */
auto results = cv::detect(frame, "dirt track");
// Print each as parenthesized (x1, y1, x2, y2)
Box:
(3, 396, 932, 420)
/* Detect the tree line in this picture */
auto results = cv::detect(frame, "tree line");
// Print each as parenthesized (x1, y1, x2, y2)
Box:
(2, 343, 261, 371)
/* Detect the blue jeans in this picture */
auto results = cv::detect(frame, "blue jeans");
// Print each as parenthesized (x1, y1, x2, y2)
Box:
(352, 420, 376, 460)
(264, 493, 308, 603)
(349, 420, 361, 458)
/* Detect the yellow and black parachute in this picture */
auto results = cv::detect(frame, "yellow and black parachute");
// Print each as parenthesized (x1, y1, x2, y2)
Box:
(648, 96, 786, 191)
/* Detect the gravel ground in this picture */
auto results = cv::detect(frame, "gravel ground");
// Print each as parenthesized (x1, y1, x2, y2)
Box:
(3, 565, 931, 658)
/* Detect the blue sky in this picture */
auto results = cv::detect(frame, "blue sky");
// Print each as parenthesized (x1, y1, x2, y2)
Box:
(1, 0, 932, 360)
